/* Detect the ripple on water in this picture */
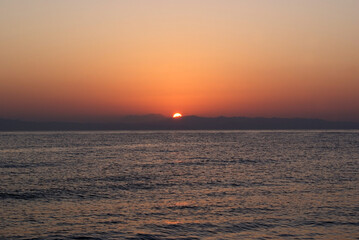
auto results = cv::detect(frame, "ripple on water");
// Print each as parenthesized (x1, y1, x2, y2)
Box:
(1, 131, 358, 239)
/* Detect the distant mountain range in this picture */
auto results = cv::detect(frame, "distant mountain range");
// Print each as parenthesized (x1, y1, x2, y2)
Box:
(1, 115, 358, 131)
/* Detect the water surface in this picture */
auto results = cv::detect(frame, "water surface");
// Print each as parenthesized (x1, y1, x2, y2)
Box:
(1, 130, 358, 239)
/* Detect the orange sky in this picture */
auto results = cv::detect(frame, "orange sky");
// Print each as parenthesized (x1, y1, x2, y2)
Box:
(0, 0, 358, 122)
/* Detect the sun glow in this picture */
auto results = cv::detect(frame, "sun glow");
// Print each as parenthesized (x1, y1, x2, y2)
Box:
(173, 113, 182, 118)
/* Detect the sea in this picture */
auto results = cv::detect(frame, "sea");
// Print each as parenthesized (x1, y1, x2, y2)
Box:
(0, 130, 358, 240)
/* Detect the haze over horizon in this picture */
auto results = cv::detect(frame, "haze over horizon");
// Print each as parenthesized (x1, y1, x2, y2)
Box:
(1, 0, 358, 122)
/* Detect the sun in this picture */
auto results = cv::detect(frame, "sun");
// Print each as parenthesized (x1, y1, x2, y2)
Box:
(173, 113, 182, 118)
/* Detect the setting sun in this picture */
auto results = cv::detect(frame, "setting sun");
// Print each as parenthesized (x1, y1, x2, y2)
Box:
(173, 113, 182, 118)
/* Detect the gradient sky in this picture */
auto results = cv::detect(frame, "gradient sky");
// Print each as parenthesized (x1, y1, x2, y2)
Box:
(1, 0, 358, 122)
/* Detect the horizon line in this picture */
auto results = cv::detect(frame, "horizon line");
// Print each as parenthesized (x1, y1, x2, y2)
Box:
(1, 115, 359, 124)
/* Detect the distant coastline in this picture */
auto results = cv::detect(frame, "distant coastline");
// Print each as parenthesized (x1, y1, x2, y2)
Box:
(1, 115, 358, 131)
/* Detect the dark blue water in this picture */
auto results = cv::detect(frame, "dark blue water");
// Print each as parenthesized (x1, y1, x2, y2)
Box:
(1, 130, 358, 239)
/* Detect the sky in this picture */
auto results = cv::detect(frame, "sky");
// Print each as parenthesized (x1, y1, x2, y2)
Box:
(0, 0, 358, 122)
